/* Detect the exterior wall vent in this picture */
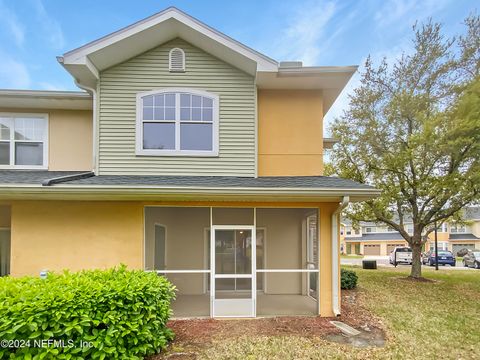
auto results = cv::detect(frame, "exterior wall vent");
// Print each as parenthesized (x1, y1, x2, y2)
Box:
(169, 48, 185, 72)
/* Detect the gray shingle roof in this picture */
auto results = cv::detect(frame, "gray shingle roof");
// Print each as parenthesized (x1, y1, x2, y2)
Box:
(345, 233, 406, 241)
(0, 171, 85, 184)
(66, 175, 375, 189)
(464, 207, 480, 220)
(449, 233, 480, 240)
(0, 170, 376, 190)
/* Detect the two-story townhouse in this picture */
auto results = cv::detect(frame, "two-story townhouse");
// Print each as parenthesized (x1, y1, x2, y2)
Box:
(0, 7, 379, 318)
(424, 207, 480, 255)
(341, 221, 409, 256)
(340, 206, 480, 257)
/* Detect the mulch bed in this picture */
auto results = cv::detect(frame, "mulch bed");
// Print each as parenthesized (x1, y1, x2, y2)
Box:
(150, 288, 384, 359)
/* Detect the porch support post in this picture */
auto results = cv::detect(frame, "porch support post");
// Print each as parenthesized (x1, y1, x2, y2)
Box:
(252, 207, 257, 317)
(316, 208, 321, 315)
(331, 196, 349, 316)
(209, 207, 214, 318)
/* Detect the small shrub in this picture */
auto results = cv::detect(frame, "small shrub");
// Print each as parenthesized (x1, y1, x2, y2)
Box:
(0, 265, 176, 359)
(341, 268, 358, 289)
(456, 248, 469, 257)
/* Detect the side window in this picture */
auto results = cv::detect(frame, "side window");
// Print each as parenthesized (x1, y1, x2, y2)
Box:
(0, 114, 48, 168)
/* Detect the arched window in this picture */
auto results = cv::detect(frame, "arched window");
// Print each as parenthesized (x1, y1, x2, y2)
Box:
(136, 88, 219, 156)
(169, 48, 185, 72)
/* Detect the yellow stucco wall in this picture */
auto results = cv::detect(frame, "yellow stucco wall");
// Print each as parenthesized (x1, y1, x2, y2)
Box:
(48, 110, 93, 171)
(257, 90, 324, 176)
(427, 231, 449, 242)
(10, 201, 143, 277)
(0, 108, 93, 171)
(9, 200, 337, 316)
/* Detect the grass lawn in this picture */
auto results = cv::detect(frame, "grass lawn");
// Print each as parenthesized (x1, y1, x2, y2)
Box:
(158, 267, 480, 359)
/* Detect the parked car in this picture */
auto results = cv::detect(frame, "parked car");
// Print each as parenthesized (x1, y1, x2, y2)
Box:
(389, 247, 412, 266)
(463, 250, 480, 269)
(421, 251, 431, 265)
(423, 250, 456, 267)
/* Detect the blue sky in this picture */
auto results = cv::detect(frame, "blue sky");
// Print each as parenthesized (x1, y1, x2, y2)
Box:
(0, 0, 477, 129)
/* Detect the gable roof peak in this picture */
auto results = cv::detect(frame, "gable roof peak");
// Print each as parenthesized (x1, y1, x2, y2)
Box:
(59, 7, 278, 88)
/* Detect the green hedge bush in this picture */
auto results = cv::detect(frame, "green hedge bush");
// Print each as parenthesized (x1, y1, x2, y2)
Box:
(341, 268, 358, 289)
(0, 265, 175, 359)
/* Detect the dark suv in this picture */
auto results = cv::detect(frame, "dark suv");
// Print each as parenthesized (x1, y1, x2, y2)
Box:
(463, 250, 480, 269)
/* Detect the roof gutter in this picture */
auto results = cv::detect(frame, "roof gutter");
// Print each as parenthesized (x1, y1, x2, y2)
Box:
(332, 195, 349, 316)
(0, 185, 378, 202)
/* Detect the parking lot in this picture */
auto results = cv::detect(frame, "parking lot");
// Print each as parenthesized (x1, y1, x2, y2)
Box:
(340, 256, 477, 270)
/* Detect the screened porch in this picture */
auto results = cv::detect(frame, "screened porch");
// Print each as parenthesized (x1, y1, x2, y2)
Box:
(144, 206, 319, 318)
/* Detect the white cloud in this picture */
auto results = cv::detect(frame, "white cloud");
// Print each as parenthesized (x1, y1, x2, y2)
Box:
(0, 0, 25, 47)
(272, 0, 339, 65)
(0, 52, 31, 88)
(32, 0, 65, 49)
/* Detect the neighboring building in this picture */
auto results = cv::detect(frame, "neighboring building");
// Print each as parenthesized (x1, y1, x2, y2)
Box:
(340, 207, 480, 256)
(0, 8, 379, 318)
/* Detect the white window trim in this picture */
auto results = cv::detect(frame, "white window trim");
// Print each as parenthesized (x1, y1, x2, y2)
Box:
(135, 88, 219, 157)
(169, 48, 186, 72)
(0, 112, 48, 170)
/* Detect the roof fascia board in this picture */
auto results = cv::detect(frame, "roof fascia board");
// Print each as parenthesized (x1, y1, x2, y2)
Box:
(276, 65, 358, 76)
(0, 89, 90, 99)
(0, 90, 93, 110)
(0, 184, 380, 195)
(62, 7, 278, 72)
(0, 185, 380, 202)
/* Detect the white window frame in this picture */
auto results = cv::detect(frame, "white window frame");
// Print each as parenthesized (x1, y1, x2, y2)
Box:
(450, 223, 467, 234)
(135, 88, 219, 157)
(0, 113, 48, 170)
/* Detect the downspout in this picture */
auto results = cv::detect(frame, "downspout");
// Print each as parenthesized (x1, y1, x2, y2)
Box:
(332, 195, 349, 316)
(74, 80, 98, 175)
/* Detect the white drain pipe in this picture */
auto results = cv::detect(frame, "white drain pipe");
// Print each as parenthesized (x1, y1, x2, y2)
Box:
(74, 80, 98, 175)
(332, 196, 349, 316)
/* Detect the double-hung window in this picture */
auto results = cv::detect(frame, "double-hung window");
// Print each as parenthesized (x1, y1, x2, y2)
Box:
(0, 114, 48, 169)
(136, 89, 219, 156)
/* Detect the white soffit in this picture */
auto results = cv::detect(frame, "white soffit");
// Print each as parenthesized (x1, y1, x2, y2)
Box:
(257, 66, 357, 114)
(0, 89, 92, 110)
(60, 7, 278, 87)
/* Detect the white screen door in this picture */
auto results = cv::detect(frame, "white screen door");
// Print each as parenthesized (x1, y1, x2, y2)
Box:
(211, 226, 256, 317)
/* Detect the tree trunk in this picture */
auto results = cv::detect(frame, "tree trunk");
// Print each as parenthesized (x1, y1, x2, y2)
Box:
(410, 241, 423, 278)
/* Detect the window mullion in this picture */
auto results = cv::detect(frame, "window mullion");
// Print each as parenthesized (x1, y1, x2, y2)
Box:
(175, 93, 180, 151)
(9, 117, 14, 166)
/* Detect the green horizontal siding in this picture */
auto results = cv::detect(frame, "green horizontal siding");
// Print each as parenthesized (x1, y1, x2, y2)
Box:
(98, 38, 256, 176)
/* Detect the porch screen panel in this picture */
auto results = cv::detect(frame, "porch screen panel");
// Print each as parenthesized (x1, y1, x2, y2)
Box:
(211, 208, 254, 225)
(256, 208, 319, 316)
(0, 230, 10, 277)
(154, 225, 166, 270)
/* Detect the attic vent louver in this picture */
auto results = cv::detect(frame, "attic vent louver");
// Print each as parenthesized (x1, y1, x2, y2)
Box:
(169, 48, 185, 72)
